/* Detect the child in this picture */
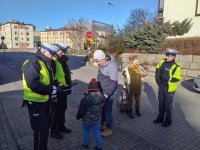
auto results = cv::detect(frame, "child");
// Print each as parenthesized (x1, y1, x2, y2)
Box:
(123, 56, 147, 118)
(76, 78, 104, 150)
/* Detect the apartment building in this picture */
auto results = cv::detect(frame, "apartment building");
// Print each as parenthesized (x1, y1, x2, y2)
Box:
(89, 20, 113, 47)
(40, 28, 75, 48)
(65, 20, 113, 47)
(158, 0, 200, 37)
(0, 20, 35, 49)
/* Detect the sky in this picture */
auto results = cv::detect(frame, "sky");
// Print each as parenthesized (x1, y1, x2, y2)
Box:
(0, 0, 158, 31)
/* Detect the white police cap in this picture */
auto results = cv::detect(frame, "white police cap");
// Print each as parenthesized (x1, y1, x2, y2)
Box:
(166, 48, 177, 56)
(41, 43, 59, 55)
(54, 43, 69, 52)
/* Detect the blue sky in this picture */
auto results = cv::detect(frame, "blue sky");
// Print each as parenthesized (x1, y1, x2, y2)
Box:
(0, 0, 158, 31)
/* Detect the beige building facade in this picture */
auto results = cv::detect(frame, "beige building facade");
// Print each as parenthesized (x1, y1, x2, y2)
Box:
(40, 28, 74, 48)
(0, 20, 35, 49)
(158, 0, 200, 37)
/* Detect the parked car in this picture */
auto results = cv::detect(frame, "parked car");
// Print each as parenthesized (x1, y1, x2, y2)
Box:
(193, 75, 200, 92)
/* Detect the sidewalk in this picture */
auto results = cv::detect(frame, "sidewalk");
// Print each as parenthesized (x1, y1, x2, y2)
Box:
(1, 52, 200, 150)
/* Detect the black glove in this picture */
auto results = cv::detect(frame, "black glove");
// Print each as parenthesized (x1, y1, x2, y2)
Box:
(53, 80, 60, 86)
(53, 80, 66, 93)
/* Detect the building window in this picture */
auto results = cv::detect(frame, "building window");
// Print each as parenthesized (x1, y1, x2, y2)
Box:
(27, 43, 29, 46)
(15, 43, 18, 46)
(14, 25, 18, 29)
(26, 32, 29, 35)
(196, 0, 200, 16)
(15, 32, 17, 35)
(26, 27, 29, 30)
(27, 38, 29, 41)
(15, 37, 18, 40)
(21, 38, 23, 40)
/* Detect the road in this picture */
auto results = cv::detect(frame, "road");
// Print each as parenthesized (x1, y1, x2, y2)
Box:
(0, 51, 200, 150)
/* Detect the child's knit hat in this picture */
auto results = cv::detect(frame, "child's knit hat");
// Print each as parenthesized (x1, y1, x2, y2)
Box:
(88, 78, 100, 92)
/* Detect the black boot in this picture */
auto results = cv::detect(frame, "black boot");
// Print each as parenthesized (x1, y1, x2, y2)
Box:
(50, 130, 64, 139)
(127, 110, 134, 119)
(136, 109, 141, 116)
(59, 126, 71, 133)
(162, 121, 172, 127)
(153, 119, 164, 123)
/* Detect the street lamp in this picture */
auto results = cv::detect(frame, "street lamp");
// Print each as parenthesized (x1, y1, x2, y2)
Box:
(107, 2, 115, 28)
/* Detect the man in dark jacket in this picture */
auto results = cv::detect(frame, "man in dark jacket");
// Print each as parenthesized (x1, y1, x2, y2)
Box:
(76, 78, 104, 150)
(50, 43, 72, 139)
(93, 50, 118, 137)
(22, 43, 59, 150)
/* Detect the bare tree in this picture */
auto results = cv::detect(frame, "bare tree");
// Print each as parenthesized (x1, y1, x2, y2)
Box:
(65, 18, 89, 54)
(124, 8, 156, 33)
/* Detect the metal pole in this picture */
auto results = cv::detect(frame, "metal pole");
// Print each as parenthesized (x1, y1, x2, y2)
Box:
(108, 2, 115, 28)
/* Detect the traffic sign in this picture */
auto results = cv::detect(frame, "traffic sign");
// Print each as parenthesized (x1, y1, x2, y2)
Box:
(86, 38, 93, 45)
(86, 31, 92, 38)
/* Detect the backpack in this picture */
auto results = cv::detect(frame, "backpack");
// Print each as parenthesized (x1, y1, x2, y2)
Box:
(117, 86, 128, 113)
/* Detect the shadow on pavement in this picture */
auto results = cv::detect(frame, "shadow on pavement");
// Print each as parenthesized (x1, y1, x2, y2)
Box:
(181, 79, 197, 93)
(0, 51, 34, 85)
(68, 55, 87, 71)
(143, 82, 158, 112)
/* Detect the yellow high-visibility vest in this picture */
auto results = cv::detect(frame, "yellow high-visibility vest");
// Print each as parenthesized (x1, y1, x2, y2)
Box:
(156, 59, 181, 92)
(22, 59, 50, 102)
(53, 58, 66, 85)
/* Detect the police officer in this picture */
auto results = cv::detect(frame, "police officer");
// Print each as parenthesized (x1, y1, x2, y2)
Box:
(50, 43, 72, 139)
(153, 48, 181, 127)
(22, 43, 59, 150)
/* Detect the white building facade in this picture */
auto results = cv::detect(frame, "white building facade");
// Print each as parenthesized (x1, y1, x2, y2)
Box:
(158, 0, 200, 37)
(40, 28, 74, 48)
(0, 20, 35, 49)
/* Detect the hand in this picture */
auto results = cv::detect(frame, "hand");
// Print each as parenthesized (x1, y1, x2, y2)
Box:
(162, 74, 170, 81)
(57, 83, 66, 91)
(103, 94, 108, 101)
(53, 80, 60, 86)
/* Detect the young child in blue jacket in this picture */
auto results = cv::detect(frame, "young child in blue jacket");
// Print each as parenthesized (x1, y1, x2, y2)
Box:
(76, 78, 105, 150)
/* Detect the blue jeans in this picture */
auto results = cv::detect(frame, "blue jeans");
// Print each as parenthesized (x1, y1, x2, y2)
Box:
(82, 120, 102, 148)
(101, 91, 116, 129)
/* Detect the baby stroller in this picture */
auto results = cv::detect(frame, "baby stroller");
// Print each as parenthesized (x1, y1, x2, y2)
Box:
(117, 85, 128, 113)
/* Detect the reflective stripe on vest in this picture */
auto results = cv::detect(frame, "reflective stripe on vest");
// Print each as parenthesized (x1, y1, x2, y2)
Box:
(22, 59, 50, 102)
(54, 58, 66, 85)
(156, 59, 181, 92)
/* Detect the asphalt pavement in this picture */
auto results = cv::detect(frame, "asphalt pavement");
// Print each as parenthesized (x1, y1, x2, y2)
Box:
(0, 51, 200, 150)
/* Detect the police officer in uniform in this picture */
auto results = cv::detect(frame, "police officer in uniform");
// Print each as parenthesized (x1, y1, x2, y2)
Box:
(22, 43, 59, 150)
(50, 43, 72, 139)
(153, 48, 181, 127)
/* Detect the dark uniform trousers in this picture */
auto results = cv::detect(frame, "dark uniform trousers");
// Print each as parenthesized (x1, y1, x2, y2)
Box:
(27, 102, 49, 150)
(157, 88, 175, 123)
(51, 93, 67, 131)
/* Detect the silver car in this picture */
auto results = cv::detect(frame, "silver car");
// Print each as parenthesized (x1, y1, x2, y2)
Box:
(193, 75, 200, 92)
